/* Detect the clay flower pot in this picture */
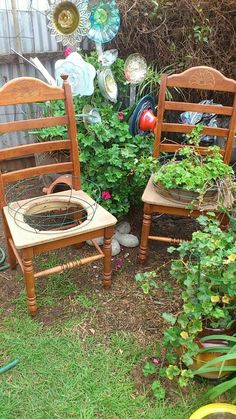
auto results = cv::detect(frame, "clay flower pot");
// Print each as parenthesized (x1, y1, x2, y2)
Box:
(190, 323, 236, 380)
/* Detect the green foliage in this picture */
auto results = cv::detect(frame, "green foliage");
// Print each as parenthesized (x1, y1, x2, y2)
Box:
(162, 214, 236, 387)
(153, 126, 233, 195)
(143, 361, 157, 377)
(32, 52, 154, 219)
(151, 380, 166, 400)
(135, 271, 158, 294)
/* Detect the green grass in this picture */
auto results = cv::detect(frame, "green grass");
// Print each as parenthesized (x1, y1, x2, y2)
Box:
(1, 255, 232, 418)
(1, 313, 210, 419)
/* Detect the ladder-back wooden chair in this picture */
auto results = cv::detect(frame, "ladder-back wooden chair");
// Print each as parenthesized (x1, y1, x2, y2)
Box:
(139, 66, 236, 263)
(0, 75, 117, 315)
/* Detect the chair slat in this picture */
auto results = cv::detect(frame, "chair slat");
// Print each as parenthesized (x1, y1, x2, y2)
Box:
(162, 123, 229, 137)
(164, 101, 233, 116)
(2, 162, 73, 184)
(0, 140, 71, 160)
(159, 143, 224, 155)
(0, 115, 68, 134)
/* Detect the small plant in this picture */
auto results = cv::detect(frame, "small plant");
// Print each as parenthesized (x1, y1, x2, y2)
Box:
(162, 214, 236, 387)
(153, 125, 234, 200)
(135, 271, 158, 294)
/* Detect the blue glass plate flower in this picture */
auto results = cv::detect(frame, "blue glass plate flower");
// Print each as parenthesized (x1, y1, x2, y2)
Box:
(88, 0, 120, 43)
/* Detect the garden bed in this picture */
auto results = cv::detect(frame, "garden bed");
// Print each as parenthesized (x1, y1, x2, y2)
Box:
(0, 209, 233, 418)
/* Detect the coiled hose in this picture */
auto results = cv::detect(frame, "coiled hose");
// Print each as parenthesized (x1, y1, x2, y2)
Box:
(0, 248, 18, 375)
(0, 247, 9, 271)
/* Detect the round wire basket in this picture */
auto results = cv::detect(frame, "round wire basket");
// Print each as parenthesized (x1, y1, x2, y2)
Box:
(5, 176, 101, 234)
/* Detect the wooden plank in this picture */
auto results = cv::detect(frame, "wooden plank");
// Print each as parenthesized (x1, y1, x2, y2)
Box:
(153, 74, 167, 157)
(2, 162, 73, 183)
(161, 123, 229, 137)
(63, 76, 81, 189)
(0, 115, 68, 133)
(0, 140, 71, 160)
(0, 77, 65, 105)
(164, 101, 233, 116)
(159, 143, 224, 155)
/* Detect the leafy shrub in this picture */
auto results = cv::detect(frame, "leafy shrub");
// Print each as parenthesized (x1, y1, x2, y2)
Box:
(33, 52, 154, 219)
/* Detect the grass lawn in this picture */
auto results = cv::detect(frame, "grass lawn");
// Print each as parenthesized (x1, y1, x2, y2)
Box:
(0, 236, 234, 418)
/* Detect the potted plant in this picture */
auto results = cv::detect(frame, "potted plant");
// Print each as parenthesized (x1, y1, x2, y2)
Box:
(162, 213, 236, 386)
(152, 125, 234, 204)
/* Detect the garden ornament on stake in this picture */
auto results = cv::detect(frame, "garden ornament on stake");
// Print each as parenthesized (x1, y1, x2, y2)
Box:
(97, 49, 118, 103)
(55, 52, 96, 96)
(129, 95, 157, 136)
(0, 75, 117, 316)
(47, 0, 90, 46)
(87, 0, 120, 45)
(124, 54, 148, 107)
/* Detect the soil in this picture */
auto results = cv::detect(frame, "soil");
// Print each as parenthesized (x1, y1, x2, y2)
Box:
(0, 206, 199, 396)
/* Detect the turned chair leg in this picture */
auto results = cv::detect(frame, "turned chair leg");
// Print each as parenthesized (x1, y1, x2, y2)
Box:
(138, 204, 152, 263)
(22, 248, 37, 316)
(103, 226, 114, 288)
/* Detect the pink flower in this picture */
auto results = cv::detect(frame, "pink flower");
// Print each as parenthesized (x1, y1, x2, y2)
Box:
(64, 47, 72, 57)
(151, 357, 160, 366)
(118, 112, 124, 121)
(101, 191, 111, 200)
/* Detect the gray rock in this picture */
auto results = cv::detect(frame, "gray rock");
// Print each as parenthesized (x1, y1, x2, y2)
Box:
(115, 232, 139, 248)
(86, 237, 104, 246)
(111, 238, 121, 256)
(116, 221, 131, 234)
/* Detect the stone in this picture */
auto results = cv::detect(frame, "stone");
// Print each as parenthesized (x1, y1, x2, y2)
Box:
(86, 237, 104, 246)
(111, 238, 121, 256)
(115, 231, 139, 248)
(116, 221, 131, 234)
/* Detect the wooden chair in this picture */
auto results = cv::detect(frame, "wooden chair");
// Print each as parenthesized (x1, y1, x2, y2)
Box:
(138, 66, 236, 263)
(0, 75, 117, 315)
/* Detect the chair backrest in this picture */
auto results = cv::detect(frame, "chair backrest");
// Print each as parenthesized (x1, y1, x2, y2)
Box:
(154, 66, 236, 162)
(0, 75, 80, 208)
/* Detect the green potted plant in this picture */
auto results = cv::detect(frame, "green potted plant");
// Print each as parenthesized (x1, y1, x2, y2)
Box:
(162, 213, 236, 386)
(152, 125, 234, 204)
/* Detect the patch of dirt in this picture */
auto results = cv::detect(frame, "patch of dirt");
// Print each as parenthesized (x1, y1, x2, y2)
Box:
(0, 209, 198, 340)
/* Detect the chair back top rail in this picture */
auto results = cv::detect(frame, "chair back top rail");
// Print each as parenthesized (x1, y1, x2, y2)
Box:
(0, 77, 65, 106)
(154, 67, 236, 162)
(166, 66, 236, 92)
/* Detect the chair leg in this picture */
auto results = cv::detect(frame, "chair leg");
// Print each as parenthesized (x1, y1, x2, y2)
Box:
(22, 248, 37, 316)
(103, 226, 114, 288)
(138, 204, 152, 263)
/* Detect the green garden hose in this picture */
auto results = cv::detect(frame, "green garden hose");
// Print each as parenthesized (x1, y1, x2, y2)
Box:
(0, 247, 10, 271)
(0, 359, 19, 375)
(0, 250, 18, 376)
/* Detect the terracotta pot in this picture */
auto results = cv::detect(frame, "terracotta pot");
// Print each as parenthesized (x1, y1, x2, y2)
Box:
(191, 323, 236, 380)
(153, 181, 218, 204)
